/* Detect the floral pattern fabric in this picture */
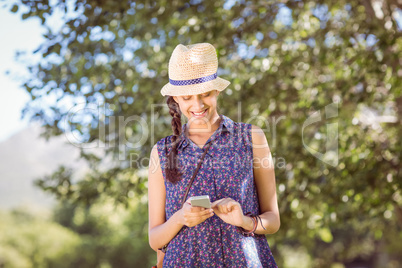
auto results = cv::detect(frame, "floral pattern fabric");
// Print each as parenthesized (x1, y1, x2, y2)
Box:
(156, 114, 277, 268)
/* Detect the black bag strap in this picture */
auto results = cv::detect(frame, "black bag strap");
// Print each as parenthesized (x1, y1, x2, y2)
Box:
(181, 141, 213, 206)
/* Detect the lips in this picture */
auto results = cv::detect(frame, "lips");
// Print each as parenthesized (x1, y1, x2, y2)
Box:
(191, 109, 208, 117)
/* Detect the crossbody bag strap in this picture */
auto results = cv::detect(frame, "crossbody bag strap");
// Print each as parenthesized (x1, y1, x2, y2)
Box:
(181, 141, 213, 206)
(159, 140, 214, 254)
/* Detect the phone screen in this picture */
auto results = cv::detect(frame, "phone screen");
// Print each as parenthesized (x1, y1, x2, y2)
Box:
(190, 195, 211, 208)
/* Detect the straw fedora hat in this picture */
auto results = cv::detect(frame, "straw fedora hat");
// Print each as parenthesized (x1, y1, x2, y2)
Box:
(160, 43, 230, 96)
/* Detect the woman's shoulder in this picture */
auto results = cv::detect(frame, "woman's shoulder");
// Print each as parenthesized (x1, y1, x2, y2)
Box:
(227, 114, 262, 133)
(221, 114, 251, 133)
(156, 134, 174, 145)
(224, 115, 267, 147)
(154, 134, 179, 157)
(247, 124, 269, 148)
(155, 135, 173, 150)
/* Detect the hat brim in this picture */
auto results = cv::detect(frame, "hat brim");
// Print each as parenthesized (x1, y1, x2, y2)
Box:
(160, 77, 230, 96)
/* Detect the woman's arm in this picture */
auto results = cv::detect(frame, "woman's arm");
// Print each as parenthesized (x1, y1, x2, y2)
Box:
(210, 125, 280, 235)
(248, 124, 281, 235)
(148, 144, 214, 251)
(148, 144, 183, 251)
(212, 126, 280, 234)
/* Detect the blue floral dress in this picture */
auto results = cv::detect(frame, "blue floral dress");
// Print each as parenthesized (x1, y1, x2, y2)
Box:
(156, 114, 277, 268)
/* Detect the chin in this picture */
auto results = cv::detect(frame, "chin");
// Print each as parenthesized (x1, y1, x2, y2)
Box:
(190, 117, 209, 123)
(188, 116, 212, 126)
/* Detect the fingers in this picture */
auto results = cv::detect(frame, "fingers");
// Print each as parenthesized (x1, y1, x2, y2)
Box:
(183, 201, 207, 212)
(186, 208, 213, 219)
(199, 210, 214, 222)
(211, 198, 225, 208)
(190, 206, 204, 212)
(182, 208, 214, 227)
(212, 198, 239, 214)
(182, 197, 242, 227)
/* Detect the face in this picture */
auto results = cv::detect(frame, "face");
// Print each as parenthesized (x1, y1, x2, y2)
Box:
(173, 90, 220, 127)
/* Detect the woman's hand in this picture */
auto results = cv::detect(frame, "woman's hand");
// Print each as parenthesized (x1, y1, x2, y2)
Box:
(178, 198, 214, 227)
(211, 198, 249, 228)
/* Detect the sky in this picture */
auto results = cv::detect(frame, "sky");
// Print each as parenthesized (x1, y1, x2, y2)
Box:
(0, 6, 45, 142)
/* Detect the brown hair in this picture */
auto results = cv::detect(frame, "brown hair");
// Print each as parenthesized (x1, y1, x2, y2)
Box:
(165, 96, 183, 183)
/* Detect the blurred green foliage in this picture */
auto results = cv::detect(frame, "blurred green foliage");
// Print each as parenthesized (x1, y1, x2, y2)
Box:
(6, 0, 402, 267)
(0, 200, 154, 268)
(0, 208, 80, 268)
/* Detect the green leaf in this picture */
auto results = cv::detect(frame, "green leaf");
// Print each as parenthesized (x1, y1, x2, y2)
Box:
(318, 228, 333, 243)
(11, 4, 18, 13)
(22, 13, 29, 20)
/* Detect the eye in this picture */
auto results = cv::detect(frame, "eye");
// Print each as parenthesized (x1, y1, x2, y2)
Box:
(201, 92, 210, 97)
(183, 96, 191, 100)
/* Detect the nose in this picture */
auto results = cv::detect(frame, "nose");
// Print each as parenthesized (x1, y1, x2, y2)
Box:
(192, 96, 205, 110)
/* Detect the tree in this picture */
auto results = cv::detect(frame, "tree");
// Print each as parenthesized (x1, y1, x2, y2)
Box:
(8, 0, 402, 266)
(0, 203, 154, 268)
(0, 208, 81, 268)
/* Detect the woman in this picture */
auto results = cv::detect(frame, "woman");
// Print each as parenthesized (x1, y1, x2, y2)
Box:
(148, 43, 280, 267)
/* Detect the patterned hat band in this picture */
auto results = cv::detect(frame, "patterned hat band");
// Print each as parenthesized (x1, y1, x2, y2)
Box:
(169, 73, 217, 86)
(160, 43, 230, 96)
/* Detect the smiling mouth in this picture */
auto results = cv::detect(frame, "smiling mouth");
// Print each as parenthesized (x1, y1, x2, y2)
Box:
(191, 109, 208, 117)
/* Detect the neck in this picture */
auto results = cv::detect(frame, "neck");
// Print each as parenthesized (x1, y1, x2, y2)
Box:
(186, 113, 221, 135)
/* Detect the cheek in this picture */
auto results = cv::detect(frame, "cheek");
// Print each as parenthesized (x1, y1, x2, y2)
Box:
(206, 99, 217, 107)
(178, 102, 190, 113)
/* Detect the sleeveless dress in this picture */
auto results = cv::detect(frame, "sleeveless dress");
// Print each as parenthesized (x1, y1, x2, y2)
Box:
(156, 114, 277, 268)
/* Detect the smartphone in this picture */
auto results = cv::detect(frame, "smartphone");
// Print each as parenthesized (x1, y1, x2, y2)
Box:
(190, 195, 211, 209)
